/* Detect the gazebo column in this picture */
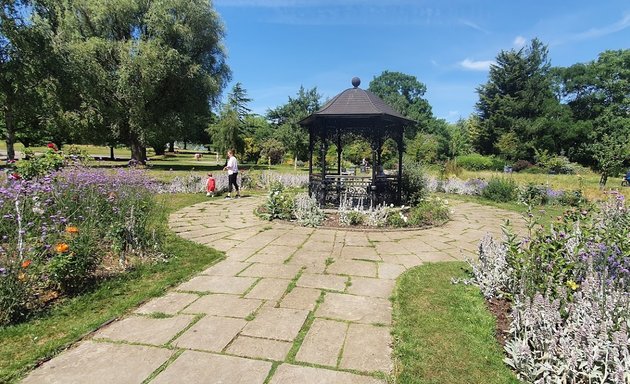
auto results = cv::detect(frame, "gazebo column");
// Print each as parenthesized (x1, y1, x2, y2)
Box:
(320, 124, 328, 205)
(336, 127, 342, 203)
(308, 126, 314, 196)
(397, 129, 404, 205)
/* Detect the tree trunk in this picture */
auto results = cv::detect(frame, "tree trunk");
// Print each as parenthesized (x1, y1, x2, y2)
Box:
(5, 101, 16, 161)
(153, 145, 165, 156)
(110, 146, 115, 160)
(599, 173, 608, 188)
(129, 135, 146, 163)
(183, 141, 187, 150)
(168, 141, 174, 152)
(294, 155, 298, 170)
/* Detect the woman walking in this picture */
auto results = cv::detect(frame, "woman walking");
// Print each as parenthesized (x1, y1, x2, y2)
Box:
(224, 149, 240, 199)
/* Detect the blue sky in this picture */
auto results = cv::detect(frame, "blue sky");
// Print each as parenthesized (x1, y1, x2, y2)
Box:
(213, 0, 629, 122)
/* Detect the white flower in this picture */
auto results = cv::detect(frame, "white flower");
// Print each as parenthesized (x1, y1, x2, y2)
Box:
(32, 207, 44, 215)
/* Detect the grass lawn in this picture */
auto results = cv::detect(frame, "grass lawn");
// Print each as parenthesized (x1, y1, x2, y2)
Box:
(393, 262, 519, 384)
(0, 193, 221, 384)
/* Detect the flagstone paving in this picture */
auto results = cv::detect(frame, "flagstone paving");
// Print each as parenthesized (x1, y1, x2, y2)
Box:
(22, 196, 526, 383)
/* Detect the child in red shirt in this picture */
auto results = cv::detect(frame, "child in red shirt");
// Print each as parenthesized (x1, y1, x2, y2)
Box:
(206, 173, 216, 197)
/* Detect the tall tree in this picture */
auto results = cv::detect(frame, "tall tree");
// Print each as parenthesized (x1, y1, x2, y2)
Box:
(55, 0, 230, 161)
(368, 71, 433, 137)
(475, 38, 568, 160)
(207, 82, 253, 156)
(267, 86, 321, 168)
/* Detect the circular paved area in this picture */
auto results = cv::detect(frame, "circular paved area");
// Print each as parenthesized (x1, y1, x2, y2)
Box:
(22, 197, 525, 384)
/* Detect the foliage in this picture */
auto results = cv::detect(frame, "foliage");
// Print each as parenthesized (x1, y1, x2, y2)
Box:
(267, 86, 321, 166)
(368, 71, 434, 138)
(534, 149, 577, 174)
(13, 148, 65, 179)
(557, 189, 587, 207)
(400, 160, 428, 205)
(0, 167, 163, 325)
(463, 193, 630, 383)
(257, 182, 294, 221)
(340, 209, 365, 226)
(588, 109, 630, 186)
(259, 138, 285, 165)
(511, 159, 532, 172)
(481, 177, 518, 202)
(455, 153, 503, 171)
(406, 197, 450, 227)
(518, 183, 549, 205)
(292, 193, 324, 227)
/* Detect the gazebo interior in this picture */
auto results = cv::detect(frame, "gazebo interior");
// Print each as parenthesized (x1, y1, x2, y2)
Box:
(299, 77, 415, 207)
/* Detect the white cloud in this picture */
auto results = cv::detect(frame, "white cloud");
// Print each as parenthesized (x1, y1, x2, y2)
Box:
(513, 35, 526, 48)
(554, 13, 630, 45)
(458, 58, 494, 71)
(459, 19, 489, 34)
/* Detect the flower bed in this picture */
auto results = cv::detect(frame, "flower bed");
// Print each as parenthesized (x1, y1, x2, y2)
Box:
(462, 192, 630, 383)
(0, 167, 164, 325)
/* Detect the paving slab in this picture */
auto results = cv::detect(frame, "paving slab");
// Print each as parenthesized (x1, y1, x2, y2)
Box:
(242, 307, 309, 341)
(347, 277, 395, 299)
(94, 314, 195, 345)
(175, 275, 257, 294)
(377, 263, 407, 279)
(316, 293, 391, 324)
(240, 263, 301, 279)
(297, 273, 347, 291)
(340, 323, 393, 373)
(226, 335, 292, 361)
(269, 364, 384, 384)
(182, 293, 261, 318)
(296, 319, 347, 367)
(135, 292, 199, 315)
(151, 350, 271, 384)
(246, 251, 290, 264)
(280, 287, 321, 311)
(21, 341, 173, 384)
(327, 259, 378, 277)
(172, 315, 246, 352)
(245, 278, 290, 300)
(340, 246, 381, 261)
(200, 261, 251, 276)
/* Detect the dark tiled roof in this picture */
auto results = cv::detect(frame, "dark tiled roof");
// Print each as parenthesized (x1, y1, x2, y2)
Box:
(300, 86, 415, 126)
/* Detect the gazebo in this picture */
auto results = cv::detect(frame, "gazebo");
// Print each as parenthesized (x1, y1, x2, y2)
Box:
(299, 77, 415, 207)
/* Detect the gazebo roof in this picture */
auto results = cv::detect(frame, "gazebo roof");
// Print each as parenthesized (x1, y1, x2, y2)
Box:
(299, 77, 415, 126)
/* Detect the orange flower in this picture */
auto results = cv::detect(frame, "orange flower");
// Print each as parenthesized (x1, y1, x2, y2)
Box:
(55, 243, 69, 253)
(21, 259, 32, 268)
(66, 226, 79, 234)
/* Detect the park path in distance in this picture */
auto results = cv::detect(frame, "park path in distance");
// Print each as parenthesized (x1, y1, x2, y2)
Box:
(22, 197, 525, 384)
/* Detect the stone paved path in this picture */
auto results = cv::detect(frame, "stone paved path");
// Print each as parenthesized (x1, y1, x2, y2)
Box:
(22, 197, 525, 384)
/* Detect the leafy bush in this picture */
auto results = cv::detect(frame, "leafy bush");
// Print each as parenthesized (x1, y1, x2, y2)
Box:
(558, 189, 587, 207)
(463, 193, 630, 383)
(386, 210, 409, 227)
(456, 153, 503, 171)
(340, 210, 364, 226)
(408, 197, 450, 227)
(258, 182, 294, 221)
(14, 148, 65, 179)
(481, 177, 518, 202)
(400, 160, 428, 205)
(293, 193, 324, 227)
(518, 183, 549, 205)
(511, 159, 532, 172)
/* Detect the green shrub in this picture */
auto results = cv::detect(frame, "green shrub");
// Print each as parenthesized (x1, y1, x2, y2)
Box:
(401, 160, 428, 205)
(0, 267, 31, 325)
(342, 210, 364, 226)
(386, 211, 409, 227)
(482, 177, 518, 202)
(14, 148, 65, 179)
(518, 184, 549, 205)
(558, 190, 587, 207)
(408, 197, 450, 226)
(456, 153, 504, 171)
(512, 159, 532, 172)
(258, 182, 294, 220)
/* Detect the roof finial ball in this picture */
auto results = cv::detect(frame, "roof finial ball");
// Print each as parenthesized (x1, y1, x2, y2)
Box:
(351, 77, 361, 88)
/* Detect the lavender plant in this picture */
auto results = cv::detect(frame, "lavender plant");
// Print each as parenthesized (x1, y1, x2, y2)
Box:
(293, 193, 325, 227)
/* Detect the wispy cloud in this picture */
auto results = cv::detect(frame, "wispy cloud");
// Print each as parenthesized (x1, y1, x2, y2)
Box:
(458, 58, 494, 71)
(553, 13, 630, 45)
(513, 35, 526, 48)
(459, 19, 489, 34)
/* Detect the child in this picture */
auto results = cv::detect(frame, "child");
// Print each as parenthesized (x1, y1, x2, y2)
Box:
(206, 173, 216, 197)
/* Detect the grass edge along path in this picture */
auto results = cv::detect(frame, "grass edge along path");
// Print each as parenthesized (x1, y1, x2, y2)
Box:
(0, 193, 221, 384)
(392, 262, 519, 384)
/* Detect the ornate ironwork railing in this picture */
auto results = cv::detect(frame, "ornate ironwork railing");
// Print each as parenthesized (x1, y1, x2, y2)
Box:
(310, 174, 399, 207)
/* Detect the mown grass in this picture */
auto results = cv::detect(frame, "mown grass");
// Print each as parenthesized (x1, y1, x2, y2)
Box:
(0, 193, 220, 384)
(393, 262, 519, 384)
